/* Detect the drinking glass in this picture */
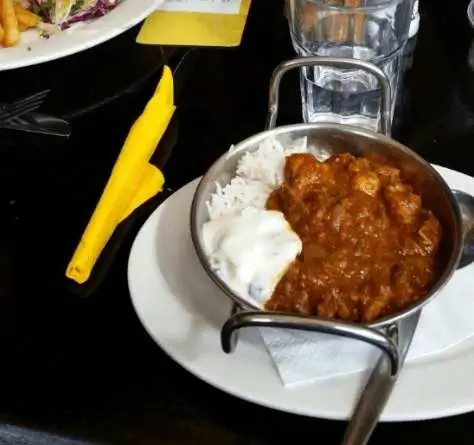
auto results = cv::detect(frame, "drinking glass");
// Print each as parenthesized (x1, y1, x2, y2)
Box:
(286, 0, 415, 131)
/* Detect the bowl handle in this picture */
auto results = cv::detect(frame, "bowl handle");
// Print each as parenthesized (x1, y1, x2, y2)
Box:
(265, 56, 392, 136)
(453, 190, 474, 269)
(221, 307, 400, 376)
(221, 305, 419, 445)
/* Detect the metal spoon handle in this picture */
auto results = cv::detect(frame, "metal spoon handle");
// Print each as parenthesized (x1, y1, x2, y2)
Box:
(341, 311, 421, 445)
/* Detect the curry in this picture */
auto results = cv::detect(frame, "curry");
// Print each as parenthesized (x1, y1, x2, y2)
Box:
(265, 152, 442, 323)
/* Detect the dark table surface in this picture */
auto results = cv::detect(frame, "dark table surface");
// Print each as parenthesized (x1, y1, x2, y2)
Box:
(2, 0, 474, 444)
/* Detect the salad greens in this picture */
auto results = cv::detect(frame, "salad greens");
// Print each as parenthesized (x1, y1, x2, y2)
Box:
(30, 0, 120, 29)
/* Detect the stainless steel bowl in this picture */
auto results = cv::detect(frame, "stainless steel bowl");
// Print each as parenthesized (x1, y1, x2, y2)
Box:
(192, 121, 465, 325)
(190, 57, 474, 443)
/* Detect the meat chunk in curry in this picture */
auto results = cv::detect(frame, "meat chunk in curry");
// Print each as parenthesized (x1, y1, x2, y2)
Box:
(265, 152, 442, 323)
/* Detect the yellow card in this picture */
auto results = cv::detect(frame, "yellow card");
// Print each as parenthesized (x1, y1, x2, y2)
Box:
(137, 0, 252, 47)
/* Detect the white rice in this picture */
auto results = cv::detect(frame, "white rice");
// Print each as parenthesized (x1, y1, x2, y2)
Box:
(206, 136, 309, 219)
(236, 136, 309, 188)
(206, 177, 272, 220)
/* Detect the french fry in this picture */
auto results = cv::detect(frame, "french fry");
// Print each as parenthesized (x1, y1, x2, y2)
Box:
(0, 2, 3, 44)
(0, 0, 43, 48)
(14, 4, 41, 30)
(1, 0, 19, 47)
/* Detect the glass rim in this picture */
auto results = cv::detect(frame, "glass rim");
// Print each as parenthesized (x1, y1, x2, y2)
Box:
(468, 0, 474, 28)
(305, 0, 408, 12)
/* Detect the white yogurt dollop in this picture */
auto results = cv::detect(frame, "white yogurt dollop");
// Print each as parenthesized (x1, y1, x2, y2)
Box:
(201, 207, 302, 306)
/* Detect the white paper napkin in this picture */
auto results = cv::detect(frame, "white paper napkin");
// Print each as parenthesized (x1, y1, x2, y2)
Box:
(259, 264, 474, 387)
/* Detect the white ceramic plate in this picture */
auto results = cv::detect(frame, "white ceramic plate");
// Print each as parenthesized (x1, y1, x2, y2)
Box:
(128, 166, 474, 422)
(0, 0, 163, 71)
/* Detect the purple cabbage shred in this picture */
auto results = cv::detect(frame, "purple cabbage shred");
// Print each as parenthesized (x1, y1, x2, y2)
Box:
(28, 0, 120, 29)
(62, 0, 120, 29)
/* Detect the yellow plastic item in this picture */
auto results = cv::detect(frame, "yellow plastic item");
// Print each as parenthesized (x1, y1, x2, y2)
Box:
(66, 66, 175, 285)
(136, 0, 252, 47)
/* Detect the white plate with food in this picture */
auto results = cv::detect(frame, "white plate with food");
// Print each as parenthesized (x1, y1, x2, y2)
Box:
(0, 0, 163, 71)
(127, 141, 474, 422)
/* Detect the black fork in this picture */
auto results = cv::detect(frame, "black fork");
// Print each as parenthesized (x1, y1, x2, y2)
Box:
(0, 89, 50, 122)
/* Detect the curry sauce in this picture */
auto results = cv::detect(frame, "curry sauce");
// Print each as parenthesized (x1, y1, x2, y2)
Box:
(265, 153, 442, 323)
